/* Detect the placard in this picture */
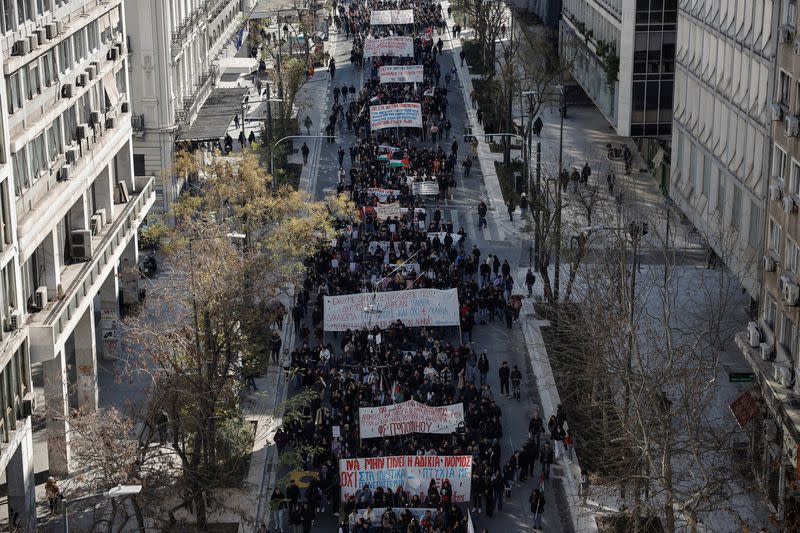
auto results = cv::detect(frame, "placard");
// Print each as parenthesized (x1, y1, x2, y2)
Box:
(366, 187, 401, 201)
(359, 400, 464, 438)
(339, 455, 472, 501)
(370, 103, 422, 130)
(323, 288, 460, 330)
(412, 181, 439, 195)
(370, 9, 414, 25)
(374, 202, 402, 220)
(364, 36, 414, 58)
(379, 65, 424, 84)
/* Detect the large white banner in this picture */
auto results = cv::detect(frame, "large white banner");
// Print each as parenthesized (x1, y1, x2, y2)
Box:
(370, 9, 414, 25)
(359, 400, 465, 438)
(339, 455, 473, 502)
(323, 288, 460, 331)
(379, 65, 424, 83)
(366, 187, 401, 201)
(370, 103, 422, 130)
(373, 202, 402, 220)
(412, 181, 439, 195)
(364, 36, 414, 58)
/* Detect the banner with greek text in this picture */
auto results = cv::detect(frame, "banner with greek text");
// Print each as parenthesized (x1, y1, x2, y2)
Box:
(379, 65, 424, 84)
(370, 103, 422, 130)
(370, 9, 414, 25)
(323, 288, 459, 331)
(366, 188, 401, 201)
(359, 400, 464, 438)
(364, 36, 414, 58)
(374, 202, 402, 220)
(339, 455, 473, 501)
(412, 181, 439, 195)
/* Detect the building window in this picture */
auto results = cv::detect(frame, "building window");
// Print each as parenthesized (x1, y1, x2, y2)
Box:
(792, 160, 800, 196)
(779, 70, 792, 105)
(26, 63, 40, 100)
(750, 200, 762, 248)
(5, 72, 20, 113)
(766, 296, 778, 330)
(16, 0, 31, 24)
(133, 153, 145, 175)
(27, 134, 46, 179)
(58, 40, 72, 75)
(770, 218, 784, 254)
(782, 314, 796, 359)
(72, 28, 85, 65)
(784, 0, 797, 28)
(702, 154, 711, 198)
(46, 117, 61, 162)
(787, 238, 800, 274)
(12, 150, 27, 195)
(717, 173, 726, 214)
(732, 185, 742, 231)
(774, 145, 788, 180)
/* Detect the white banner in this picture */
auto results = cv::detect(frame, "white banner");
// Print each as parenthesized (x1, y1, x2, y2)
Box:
(362, 508, 436, 527)
(340, 455, 472, 502)
(379, 65, 424, 83)
(374, 202, 402, 220)
(323, 288, 460, 331)
(359, 400, 464, 438)
(427, 232, 463, 243)
(370, 103, 422, 130)
(364, 36, 414, 58)
(370, 9, 414, 25)
(412, 181, 439, 195)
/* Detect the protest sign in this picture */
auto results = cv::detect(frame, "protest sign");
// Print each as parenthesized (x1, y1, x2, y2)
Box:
(366, 187, 401, 201)
(427, 232, 463, 243)
(379, 65, 424, 84)
(412, 181, 440, 195)
(374, 202, 402, 220)
(359, 400, 464, 438)
(370, 103, 422, 130)
(364, 36, 414, 58)
(323, 288, 460, 330)
(339, 455, 473, 501)
(370, 9, 414, 25)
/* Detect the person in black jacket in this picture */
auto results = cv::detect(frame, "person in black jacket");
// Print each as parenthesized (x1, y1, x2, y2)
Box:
(529, 412, 544, 444)
(498, 361, 510, 397)
(530, 488, 545, 529)
(470, 473, 483, 513)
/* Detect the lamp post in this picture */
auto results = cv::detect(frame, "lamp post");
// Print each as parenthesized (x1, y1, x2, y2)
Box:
(62, 484, 142, 533)
(188, 233, 247, 355)
(269, 134, 334, 189)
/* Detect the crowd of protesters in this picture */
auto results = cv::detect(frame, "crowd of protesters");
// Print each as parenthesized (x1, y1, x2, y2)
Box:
(261, 1, 572, 532)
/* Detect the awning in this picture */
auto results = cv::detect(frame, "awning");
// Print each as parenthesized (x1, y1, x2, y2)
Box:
(176, 87, 248, 142)
(218, 57, 258, 75)
(104, 72, 120, 108)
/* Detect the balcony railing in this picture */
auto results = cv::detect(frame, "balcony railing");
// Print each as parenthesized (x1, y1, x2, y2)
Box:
(29, 176, 155, 362)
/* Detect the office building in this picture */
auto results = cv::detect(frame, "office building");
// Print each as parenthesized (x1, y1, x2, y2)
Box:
(560, 0, 677, 137)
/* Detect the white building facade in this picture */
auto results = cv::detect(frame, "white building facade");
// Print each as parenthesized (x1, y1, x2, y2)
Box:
(560, 0, 676, 137)
(126, 0, 249, 215)
(0, 0, 154, 529)
(670, 0, 775, 295)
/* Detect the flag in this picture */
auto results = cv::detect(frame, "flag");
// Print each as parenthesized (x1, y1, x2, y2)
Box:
(423, 25, 433, 42)
(377, 154, 390, 162)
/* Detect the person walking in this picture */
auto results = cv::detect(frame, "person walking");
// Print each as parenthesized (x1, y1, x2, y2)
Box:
(507, 200, 515, 222)
(471, 136, 479, 159)
(45, 477, 61, 514)
(525, 268, 536, 296)
(478, 351, 490, 385)
(460, 49, 466, 66)
(510, 365, 522, 400)
(301, 142, 310, 165)
(529, 488, 545, 530)
(519, 193, 528, 218)
(270, 330, 282, 364)
(304, 115, 313, 135)
(498, 361, 510, 397)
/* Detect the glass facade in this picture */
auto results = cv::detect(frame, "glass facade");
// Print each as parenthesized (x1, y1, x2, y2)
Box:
(631, 0, 677, 137)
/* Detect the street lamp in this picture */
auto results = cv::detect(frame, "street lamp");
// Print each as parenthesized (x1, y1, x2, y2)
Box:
(269, 134, 335, 190)
(63, 484, 142, 533)
(188, 232, 247, 355)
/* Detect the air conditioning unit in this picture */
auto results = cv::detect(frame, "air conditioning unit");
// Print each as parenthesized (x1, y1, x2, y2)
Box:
(119, 41, 127, 54)
(94, 208, 107, 226)
(780, 25, 794, 43)
(33, 28, 46, 44)
(61, 83, 73, 98)
(75, 73, 87, 87)
(764, 419, 779, 441)
(107, 47, 118, 61)
(76, 123, 90, 140)
(788, 115, 800, 137)
(748, 321, 761, 347)
(106, 117, 116, 129)
(770, 183, 783, 201)
(761, 341, 776, 361)
(45, 23, 58, 39)
(90, 110, 102, 125)
(121, 101, 129, 113)
(774, 362, 794, 387)
(70, 229, 93, 261)
(27, 33, 38, 50)
(114, 42, 123, 56)
(785, 196, 796, 214)
(58, 165, 70, 181)
(90, 214, 104, 235)
(21, 392, 35, 417)
(772, 102, 785, 121)
(65, 147, 78, 164)
(11, 39, 30, 56)
(765, 255, 777, 272)
(87, 64, 97, 79)
(8, 310, 21, 331)
(34, 286, 47, 309)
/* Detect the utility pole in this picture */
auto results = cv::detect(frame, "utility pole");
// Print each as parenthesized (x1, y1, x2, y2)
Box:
(554, 85, 564, 300)
(266, 82, 273, 143)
